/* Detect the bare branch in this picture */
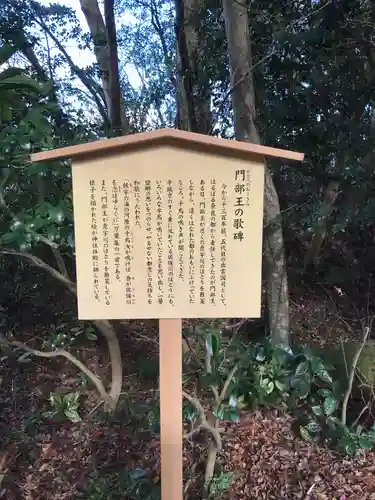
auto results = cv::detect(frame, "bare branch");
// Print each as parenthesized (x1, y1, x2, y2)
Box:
(0, 249, 76, 294)
(182, 391, 222, 451)
(341, 325, 371, 425)
(8, 340, 109, 401)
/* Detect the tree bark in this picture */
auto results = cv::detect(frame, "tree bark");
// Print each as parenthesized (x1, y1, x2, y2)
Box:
(304, 179, 340, 270)
(104, 0, 123, 136)
(222, 0, 290, 344)
(79, 0, 128, 134)
(174, 0, 211, 133)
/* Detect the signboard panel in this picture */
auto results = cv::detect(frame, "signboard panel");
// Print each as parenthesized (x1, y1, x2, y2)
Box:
(72, 144, 264, 319)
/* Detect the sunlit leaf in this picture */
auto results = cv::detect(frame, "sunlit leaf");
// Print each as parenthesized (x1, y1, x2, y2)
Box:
(324, 395, 338, 416)
(300, 425, 313, 442)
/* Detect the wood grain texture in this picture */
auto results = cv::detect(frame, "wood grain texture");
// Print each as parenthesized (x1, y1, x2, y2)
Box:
(159, 318, 183, 500)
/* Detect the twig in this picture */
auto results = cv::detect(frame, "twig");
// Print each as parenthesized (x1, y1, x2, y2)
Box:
(352, 401, 371, 428)
(88, 399, 105, 416)
(341, 325, 371, 425)
(223, 319, 247, 331)
(182, 391, 222, 451)
(304, 482, 318, 498)
(218, 364, 238, 404)
(339, 336, 349, 378)
(205, 364, 239, 489)
(0, 249, 75, 293)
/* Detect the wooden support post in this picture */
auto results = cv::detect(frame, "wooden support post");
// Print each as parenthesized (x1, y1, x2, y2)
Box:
(159, 318, 183, 500)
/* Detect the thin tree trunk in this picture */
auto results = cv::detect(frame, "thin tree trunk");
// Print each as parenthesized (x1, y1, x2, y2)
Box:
(80, 0, 129, 133)
(104, 0, 123, 136)
(174, 0, 211, 133)
(304, 179, 340, 270)
(222, 0, 289, 344)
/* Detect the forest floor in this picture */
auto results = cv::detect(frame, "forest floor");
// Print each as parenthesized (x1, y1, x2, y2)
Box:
(0, 280, 375, 499)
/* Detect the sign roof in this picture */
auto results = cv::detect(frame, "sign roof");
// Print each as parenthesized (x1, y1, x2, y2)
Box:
(30, 128, 304, 163)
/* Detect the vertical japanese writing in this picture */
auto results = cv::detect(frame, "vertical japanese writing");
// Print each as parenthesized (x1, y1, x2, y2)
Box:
(101, 180, 111, 305)
(145, 180, 153, 305)
(188, 180, 195, 304)
(123, 180, 133, 305)
(156, 180, 164, 304)
(134, 180, 141, 228)
(245, 169, 251, 206)
(220, 183, 228, 305)
(89, 180, 100, 302)
(210, 179, 217, 305)
(177, 180, 184, 280)
(233, 169, 245, 241)
(199, 180, 205, 304)
(112, 180, 121, 282)
(167, 180, 174, 305)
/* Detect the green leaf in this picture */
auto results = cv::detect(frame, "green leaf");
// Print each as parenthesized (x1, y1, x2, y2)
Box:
(324, 395, 338, 416)
(358, 436, 374, 451)
(0, 67, 24, 81)
(275, 380, 288, 391)
(255, 345, 267, 361)
(312, 405, 323, 417)
(228, 409, 240, 423)
(63, 391, 80, 406)
(265, 381, 274, 394)
(313, 360, 333, 384)
(300, 425, 313, 442)
(295, 361, 309, 377)
(64, 409, 81, 422)
(48, 205, 65, 224)
(290, 376, 310, 398)
(213, 405, 225, 420)
(0, 74, 45, 92)
(50, 393, 64, 409)
(205, 333, 220, 358)
(85, 329, 97, 341)
(318, 388, 332, 398)
(229, 395, 237, 408)
(0, 44, 17, 65)
(305, 420, 322, 433)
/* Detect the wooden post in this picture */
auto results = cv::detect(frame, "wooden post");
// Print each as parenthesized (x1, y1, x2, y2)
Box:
(159, 318, 183, 500)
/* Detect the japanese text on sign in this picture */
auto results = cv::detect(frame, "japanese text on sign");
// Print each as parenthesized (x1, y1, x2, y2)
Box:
(72, 148, 263, 319)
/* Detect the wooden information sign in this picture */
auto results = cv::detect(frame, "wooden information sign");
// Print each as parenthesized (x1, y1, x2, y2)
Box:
(31, 129, 304, 500)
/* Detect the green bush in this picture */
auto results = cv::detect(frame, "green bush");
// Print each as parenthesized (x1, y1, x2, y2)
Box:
(188, 322, 375, 456)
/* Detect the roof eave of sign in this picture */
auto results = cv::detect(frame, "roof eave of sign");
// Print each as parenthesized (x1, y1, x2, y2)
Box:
(30, 128, 305, 163)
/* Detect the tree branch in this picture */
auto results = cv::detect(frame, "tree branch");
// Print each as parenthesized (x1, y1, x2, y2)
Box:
(182, 391, 222, 451)
(8, 340, 109, 401)
(0, 249, 123, 412)
(341, 325, 371, 425)
(32, 15, 109, 126)
(0, 249, 76, 294)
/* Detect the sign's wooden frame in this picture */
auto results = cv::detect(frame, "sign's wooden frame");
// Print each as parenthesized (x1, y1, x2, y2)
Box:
(31, 129, 304, 500)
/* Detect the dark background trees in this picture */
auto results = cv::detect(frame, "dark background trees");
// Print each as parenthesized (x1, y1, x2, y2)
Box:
(1, 0, 375, 497)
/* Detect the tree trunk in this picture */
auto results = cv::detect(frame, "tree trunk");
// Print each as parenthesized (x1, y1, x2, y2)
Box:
(104, 0, 123, 136)
(174, 0, 211, 133)
(79, 0, 128, 134)
(222, 0, 290, 344)
(96, 319, 123, 412)
(304, 180, 340, 270)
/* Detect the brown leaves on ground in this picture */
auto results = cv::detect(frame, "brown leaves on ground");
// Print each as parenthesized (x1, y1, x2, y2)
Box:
(1, 406, 374, 499)
(223, 410, 375, 500)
